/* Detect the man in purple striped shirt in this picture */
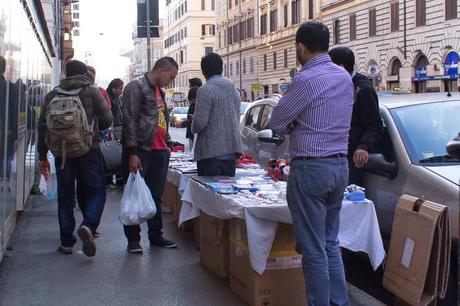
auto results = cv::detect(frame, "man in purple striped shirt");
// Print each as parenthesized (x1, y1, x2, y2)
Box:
(270, 22, 354, 306)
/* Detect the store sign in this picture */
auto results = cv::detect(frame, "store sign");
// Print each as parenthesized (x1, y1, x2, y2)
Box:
(172, 92, 183, 102)
(444, 51, 459, 76)
(415, 66, 427, 78)
(251, 83, 261, 91)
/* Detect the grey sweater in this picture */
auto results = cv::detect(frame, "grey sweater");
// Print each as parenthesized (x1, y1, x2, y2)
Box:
(192, 75, 242, 161)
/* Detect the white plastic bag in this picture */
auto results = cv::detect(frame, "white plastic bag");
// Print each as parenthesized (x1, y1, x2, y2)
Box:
(119, 172, 157, 225)
(39, 154, 57, 200)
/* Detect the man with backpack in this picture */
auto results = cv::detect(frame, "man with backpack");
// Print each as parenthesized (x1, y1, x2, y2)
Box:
(38, 60, 113, 257)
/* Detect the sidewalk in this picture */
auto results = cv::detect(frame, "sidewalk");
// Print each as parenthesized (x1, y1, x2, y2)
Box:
(0, 191, 385, 306)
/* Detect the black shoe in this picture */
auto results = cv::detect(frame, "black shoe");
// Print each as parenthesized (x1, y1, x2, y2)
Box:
(150, 237, 177, 248)
(127, 242, 143, 254)
(77, 226, 96, 257)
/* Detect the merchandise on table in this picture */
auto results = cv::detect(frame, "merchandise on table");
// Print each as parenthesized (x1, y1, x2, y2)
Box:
(344, 184, 366, 202)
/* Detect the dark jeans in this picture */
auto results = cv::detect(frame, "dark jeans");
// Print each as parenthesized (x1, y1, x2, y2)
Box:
(348, 159, 365, 186)
(123, 149, 170, 243)
(55, 149, 106, 247)
(197, 158, 236, 177)
(287, 156, 350, 306)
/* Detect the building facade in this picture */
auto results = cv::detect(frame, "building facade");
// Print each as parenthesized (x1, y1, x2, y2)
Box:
(322, 0, 460, 92)
(216, 0, 259, 101)
(216, 0, 318, 99)
(164, 0, 216, 102)
(132, 20, 164, 79)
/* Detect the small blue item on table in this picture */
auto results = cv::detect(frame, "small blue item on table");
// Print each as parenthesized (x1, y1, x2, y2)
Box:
(345, 184, 366, 202)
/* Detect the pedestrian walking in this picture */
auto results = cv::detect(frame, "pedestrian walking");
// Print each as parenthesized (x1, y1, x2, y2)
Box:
(105, 78, 125, 188)
(192, 53, 242, 177)
(86, 66, 111, 108)
(183, 86, 199, 148)
(270, 22, 355, 306)
(329, 47, 383, 186)
(122, 57, 178, 253)
(38, 59, 113, 257)
(188, 77, 203, 88)
(106, 78, 124, 140)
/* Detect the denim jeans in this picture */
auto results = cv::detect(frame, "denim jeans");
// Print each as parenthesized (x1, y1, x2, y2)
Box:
(287, 156, 350, 306)
(55, 149, 106, 247)
(123, 149, 170, 243)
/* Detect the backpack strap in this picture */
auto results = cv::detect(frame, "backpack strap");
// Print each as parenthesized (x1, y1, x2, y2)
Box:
(54, 87, 84, 96)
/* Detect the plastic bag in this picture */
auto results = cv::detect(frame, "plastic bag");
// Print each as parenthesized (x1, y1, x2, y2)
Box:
(39, 154, 57, 200)
(119, 172, 157, 225)
(39, 174, 57, 200)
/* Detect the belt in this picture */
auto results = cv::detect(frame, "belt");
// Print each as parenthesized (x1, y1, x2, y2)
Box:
(292, 153, 347, 161)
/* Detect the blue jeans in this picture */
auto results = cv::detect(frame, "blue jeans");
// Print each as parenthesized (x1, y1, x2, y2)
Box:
(55, 149, 106, 247)
(287, 156, 350, 306)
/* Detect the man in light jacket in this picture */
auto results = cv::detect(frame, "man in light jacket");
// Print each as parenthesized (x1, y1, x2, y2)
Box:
(192, 53, 242, 177)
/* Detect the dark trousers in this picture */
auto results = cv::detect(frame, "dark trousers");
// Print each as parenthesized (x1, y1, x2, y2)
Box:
(197, 158, 236, 177)
(123, 149, 170, 243)
(55, 149, 106, 247)
(348, 159, 365, 186)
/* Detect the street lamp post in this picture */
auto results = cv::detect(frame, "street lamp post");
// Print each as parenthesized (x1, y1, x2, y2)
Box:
(146, 0, 152, 71)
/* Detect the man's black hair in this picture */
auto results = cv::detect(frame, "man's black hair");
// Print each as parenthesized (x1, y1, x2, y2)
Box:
(201, 53, 223, 78)
(295, 22, 330, 53)
(65, 60, 87, 77)
(153, 57, 179, 71)
(0, 56, 6, 74)
(329, 47, 355, 74)
(189, 77, 203, 88)
(188, 86, 199, 101)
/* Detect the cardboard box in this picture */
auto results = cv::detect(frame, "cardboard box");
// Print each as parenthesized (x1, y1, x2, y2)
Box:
(229, 219, 307, 306)
(383, 195, 451, 306)
(199, 212, 229, 279)
(161, 181, 177, 213)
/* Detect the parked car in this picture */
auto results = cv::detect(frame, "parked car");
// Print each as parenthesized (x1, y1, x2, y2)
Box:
(169, 106, 189, 127)
(241, 92, 460, 304)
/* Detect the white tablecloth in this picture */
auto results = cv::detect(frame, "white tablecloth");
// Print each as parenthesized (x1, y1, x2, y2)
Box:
(172, 171, 386, 275)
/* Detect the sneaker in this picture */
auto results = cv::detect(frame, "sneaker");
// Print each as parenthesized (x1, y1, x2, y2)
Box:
(150, 237, 177, 248)
(57, 245, 73, 254)
(127, 242, 143, 254)
(77, 226, 96, 257)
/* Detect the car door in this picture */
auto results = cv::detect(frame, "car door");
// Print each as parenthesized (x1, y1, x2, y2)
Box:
(362, 108, 410, 240)
(240, 104, 263, 160)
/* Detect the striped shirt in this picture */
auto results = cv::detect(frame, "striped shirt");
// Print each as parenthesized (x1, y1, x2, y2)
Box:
(270, 54, 354, 159)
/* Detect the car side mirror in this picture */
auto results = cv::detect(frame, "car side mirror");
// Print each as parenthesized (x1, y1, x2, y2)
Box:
(364, 153, 398, 179)
(258, 129, 285, 145)
(446, 133, 460, 158)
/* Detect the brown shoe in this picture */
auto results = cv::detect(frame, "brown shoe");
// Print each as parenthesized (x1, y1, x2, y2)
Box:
(77, 226, 96, 257)
(57, 245, 73, 254)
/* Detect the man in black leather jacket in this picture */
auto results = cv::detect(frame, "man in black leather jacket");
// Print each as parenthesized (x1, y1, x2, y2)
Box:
(329, 47, 383, 185)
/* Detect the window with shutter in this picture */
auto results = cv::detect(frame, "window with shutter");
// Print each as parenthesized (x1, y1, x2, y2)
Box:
(273, 52, 277, 70)
(369, 9, 376, 37)
(284, 50, 288, 68)
(391, 2, 400, 32)
(261, 14, 267, 35)
(446, 0, 457, 20)
(264, 54, 267, 71)
(350, 14, 356, 41)
(202, 0, 205, 10)
(309, 0, 313, 19)
(270, 10, 278, 32)
(416, 0, 426, 26)
(284, 5, 288, 27)
(333, 19, 340, 44)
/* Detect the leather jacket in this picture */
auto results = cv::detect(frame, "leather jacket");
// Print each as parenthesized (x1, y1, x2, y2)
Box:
(122, 74, 171, 155)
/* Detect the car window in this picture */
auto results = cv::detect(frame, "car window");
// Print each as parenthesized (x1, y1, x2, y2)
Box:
(245, 106, 262, 130)
(260, 105, 273, 130)
(374, 115, 395, 162)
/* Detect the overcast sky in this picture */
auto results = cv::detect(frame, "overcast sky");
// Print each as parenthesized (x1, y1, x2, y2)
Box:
(74, 0, 166, 87)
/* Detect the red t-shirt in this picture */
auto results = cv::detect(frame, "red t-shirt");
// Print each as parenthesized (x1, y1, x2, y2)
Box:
(98, 87, 111, 108)
(151, 87, 168, 150)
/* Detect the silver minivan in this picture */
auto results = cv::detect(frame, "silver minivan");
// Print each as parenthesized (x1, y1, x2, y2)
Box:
(241, 92, 460, 303)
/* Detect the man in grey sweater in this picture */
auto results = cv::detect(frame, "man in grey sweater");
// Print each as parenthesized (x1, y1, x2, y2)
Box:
(192, 53, 242, 177)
